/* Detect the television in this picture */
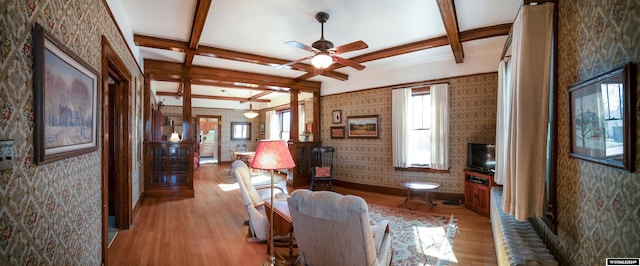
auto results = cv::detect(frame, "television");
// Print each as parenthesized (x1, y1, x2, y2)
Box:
(467, 143, 496, 173)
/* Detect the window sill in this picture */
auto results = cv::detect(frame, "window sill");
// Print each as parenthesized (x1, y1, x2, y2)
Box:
(394, 167, 449, 173)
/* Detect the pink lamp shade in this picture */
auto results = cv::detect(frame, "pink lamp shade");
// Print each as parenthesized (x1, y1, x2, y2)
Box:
(250, 140, 296, 170)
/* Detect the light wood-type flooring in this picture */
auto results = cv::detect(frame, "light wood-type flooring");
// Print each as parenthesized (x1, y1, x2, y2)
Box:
(108, 164, 497, 265)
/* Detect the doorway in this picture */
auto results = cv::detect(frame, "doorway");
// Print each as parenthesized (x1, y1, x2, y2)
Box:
(197, 115, 221, 164)
(101, 37, 132, 264)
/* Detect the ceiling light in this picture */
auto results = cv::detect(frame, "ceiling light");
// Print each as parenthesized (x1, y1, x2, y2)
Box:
(244, 104, 259, 119)
(244, 92, 259, 119)
(311, 53, 333, 68)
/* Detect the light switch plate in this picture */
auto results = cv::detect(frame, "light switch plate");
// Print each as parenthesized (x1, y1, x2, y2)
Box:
(0, 140, 14, 170)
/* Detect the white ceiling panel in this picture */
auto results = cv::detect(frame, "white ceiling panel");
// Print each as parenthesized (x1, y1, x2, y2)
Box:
(117, 0, 520, 108)
(121, 0, 197, 41)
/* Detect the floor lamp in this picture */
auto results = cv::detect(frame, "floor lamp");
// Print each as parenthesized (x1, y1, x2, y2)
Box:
(250, 140, 295, 266)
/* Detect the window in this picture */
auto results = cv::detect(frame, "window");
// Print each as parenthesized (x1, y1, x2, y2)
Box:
(231, 122, 251, 141)
(408, 91, 431, 166)
(392, 84, 449, 170)
(279, 111, 290, 141)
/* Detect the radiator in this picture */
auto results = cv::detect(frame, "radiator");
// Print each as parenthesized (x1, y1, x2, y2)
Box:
(490, 187, 557, 266)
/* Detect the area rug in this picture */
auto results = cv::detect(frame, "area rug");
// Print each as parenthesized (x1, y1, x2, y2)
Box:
(367, 205, 457, 266)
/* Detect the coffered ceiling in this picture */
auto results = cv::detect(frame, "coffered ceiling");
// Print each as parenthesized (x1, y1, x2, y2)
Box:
(113, 0, 520, 110)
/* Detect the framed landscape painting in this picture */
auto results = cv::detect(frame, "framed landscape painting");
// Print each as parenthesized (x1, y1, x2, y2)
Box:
(32, 23, 99, 164)
(347, 115, 379, 139)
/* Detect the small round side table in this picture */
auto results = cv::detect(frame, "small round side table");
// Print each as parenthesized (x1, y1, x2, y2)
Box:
(397, 181, 440, 211)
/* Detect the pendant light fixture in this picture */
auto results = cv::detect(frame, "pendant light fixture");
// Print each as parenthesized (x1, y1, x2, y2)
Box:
(244, 92, 259, 119)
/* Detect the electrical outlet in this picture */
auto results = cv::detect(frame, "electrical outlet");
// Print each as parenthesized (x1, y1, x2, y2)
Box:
(0, 140, 14, 171)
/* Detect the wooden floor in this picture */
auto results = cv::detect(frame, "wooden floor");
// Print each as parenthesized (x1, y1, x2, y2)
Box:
(108, 164, 497, 265)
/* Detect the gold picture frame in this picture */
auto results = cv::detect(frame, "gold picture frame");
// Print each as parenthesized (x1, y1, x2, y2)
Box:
(347, 115, 379, 139)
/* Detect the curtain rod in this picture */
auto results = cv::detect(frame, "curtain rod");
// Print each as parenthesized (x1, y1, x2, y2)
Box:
(390, 82, 450, 91)
(501, 0, 556, 60)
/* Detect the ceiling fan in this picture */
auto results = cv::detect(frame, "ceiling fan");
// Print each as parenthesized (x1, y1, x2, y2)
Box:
(280, 12, 368, 71)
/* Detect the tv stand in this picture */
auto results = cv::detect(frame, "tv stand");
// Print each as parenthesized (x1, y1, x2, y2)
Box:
(464, 169, 497, 218)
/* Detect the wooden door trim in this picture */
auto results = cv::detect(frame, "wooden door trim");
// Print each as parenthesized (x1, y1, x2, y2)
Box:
(101, 36, 132, 264)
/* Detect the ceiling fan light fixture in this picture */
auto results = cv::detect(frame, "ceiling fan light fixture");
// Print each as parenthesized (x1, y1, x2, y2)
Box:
(311, 53, 333, 68)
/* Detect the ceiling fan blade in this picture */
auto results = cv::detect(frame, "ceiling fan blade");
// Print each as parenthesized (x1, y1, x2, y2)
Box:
(333, 56, 365, 70)
(285, 41, 317, 53)
(276, 55, 314, 69)
(333, 40, 368, 54)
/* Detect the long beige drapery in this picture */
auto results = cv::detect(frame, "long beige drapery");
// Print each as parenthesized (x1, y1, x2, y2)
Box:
(495, 3, 554, 221)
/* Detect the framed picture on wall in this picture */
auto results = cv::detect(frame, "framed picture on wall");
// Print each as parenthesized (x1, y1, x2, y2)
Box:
(568, 62, 635, 171)
(32, 23, 99, 164)
(332, 110, 342, 124)
(330, 126, 345, 139)
(347, 115, 379, 139)
(260, 123, 265, 135)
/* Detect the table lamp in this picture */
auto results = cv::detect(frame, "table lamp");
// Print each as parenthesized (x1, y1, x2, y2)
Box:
(168, 132, 181, 142)
(250, 140, 295, 266)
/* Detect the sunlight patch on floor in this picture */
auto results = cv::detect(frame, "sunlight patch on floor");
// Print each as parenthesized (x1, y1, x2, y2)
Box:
(414, 225, 458, 264)
(218, 183, 239, 191)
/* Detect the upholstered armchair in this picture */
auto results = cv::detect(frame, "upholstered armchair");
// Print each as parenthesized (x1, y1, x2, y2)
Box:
(287, 189, 392, 266)
(232, 160, 287, 241)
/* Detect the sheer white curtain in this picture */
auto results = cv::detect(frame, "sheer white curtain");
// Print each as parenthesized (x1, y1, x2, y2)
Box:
(392, 88, 411, 168)
(265, 110, 278, 140)
(430, 83, 449, 170)
(498, 3, 554, 221)
(495, 58, 511, 185)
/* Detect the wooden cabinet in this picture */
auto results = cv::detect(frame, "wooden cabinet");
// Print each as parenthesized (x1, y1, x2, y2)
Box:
(144, 141, 194, 197)
(287, 141, 322, 188)
(464, 170, 496, 218)
(199, 143, 215, 157)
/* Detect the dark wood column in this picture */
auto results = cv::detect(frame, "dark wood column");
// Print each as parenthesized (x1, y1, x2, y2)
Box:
(286, 89, 321, 188)
(312, 91, 320, 140)
(289, 89, 299, 142)
(181, 78, 193, 141)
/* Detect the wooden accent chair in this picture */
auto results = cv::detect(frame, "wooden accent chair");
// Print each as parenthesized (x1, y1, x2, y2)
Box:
(235, 143, 248, 152)
(309, 146, 335, 191)
(288, 189, 392, 265)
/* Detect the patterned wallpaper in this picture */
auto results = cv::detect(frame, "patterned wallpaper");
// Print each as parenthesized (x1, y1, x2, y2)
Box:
(320, 73, 498, 193)
(531, 1, 640, 265)
(0, 0, 142, 265)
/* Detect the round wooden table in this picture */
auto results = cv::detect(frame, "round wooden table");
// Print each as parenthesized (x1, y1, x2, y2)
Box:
(397, 181, 440, 211)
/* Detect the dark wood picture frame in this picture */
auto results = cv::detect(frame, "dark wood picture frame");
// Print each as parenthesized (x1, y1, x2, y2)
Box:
(332, 110, 342, 124)
(32, 23, 99, 164)
(568, 62, 635, 171)
(330, 126, 345, 139)
(231, 122, 251, 141)
(347, 115, 380, 139)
